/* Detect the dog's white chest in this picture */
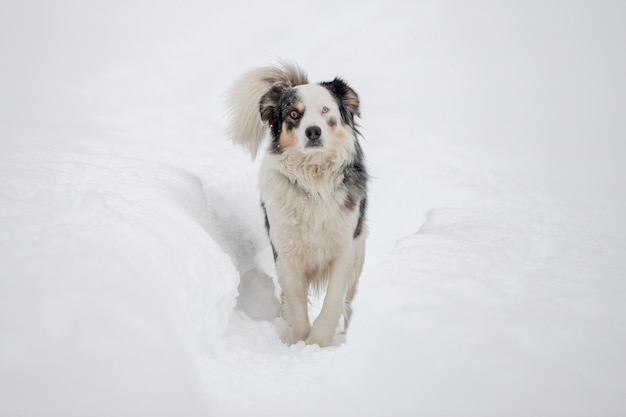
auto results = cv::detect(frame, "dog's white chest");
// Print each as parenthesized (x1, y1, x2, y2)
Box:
(260, 166, 357, 269)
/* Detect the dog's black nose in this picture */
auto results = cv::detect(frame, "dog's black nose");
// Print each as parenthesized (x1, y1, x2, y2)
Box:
(305, 125, 321, 141)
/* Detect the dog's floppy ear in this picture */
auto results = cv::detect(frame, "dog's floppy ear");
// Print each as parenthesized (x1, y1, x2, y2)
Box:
(321, 77, 360, 122)
(259, 82, 287, 126)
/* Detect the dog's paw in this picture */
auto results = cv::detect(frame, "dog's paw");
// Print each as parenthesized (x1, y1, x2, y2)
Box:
(304, 332, 333, 348)
(288, 325, 311, 345)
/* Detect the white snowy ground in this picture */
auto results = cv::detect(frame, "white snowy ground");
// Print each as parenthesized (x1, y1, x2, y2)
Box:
(1, 1, 626, 416)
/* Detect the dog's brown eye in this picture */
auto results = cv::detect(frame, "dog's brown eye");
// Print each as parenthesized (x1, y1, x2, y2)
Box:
(290, 110, 300, 119)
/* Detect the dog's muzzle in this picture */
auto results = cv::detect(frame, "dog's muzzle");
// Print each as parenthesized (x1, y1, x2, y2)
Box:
(305, 125, 322, 148)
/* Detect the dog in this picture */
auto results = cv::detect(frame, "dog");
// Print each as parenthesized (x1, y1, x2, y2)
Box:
(225, 61, 368, 347)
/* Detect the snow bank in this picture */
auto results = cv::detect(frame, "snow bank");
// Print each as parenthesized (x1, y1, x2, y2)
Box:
(340, 202, 626, 416)
(0, 147, 238, 416)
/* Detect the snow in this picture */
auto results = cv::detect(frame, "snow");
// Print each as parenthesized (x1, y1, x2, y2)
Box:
(2, 1, 626, 416)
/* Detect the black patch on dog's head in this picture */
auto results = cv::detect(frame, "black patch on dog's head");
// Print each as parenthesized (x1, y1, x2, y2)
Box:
(260, 83, 286, 153)
(280, 88, 302, 131)
(320, 78, 360, 132)
(260, 85, 304, 154)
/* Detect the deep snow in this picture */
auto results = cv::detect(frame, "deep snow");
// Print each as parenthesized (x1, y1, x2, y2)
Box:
(1, 1, 626, 416)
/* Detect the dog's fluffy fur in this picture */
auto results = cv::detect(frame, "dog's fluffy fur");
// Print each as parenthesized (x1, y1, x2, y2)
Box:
(226, 61, 368, 347)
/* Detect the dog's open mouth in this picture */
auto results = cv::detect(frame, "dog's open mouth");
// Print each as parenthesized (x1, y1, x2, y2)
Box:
(306, 139, 322, 148)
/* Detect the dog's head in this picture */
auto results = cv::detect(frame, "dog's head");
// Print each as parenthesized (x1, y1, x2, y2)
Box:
(259, 78, 360, 155)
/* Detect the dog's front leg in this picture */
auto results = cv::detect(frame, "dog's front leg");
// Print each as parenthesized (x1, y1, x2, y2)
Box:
(306, 253, 353, 347)
(277, 258, 310, 343)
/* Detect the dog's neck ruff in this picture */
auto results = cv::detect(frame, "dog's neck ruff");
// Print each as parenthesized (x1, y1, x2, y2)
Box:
(292, 178, 335, 200)
(274, 151, 347, 200)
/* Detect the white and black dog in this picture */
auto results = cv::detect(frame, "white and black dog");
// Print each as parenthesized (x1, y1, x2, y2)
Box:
(226, 61, 368, 347)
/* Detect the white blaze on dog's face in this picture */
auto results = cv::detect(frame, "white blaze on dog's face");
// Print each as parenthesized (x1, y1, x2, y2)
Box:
(259, 77, 361, 157)
(279, 84, 355, 155)
(292, 84, 344, 150)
